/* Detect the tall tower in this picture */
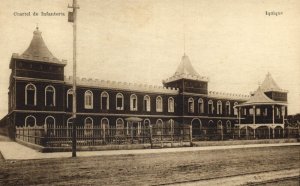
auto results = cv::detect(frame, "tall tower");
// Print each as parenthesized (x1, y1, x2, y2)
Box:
(8, 27, 67, 128)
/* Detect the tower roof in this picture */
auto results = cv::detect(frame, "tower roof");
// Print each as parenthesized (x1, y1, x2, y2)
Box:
(235, 86, 286, 107)
(260, 73, 287, 93)
(163, 54, 208, 83)
(175, 54, 200, 77)
(11, 27, 66, 65)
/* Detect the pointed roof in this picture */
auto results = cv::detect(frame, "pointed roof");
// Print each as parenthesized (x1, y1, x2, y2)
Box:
(163, 54, 208, 83)
(260, 73, 287, 93)
(11, 27, 66, 65)
(175, 54, 200, 76)
(236, 86, 287, 107)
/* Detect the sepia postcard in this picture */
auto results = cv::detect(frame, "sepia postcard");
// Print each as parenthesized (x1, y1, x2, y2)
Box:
(0, 0, 299, 185)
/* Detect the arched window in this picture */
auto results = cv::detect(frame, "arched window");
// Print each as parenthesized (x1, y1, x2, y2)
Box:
(217, 101, 222, 115)
(226, 101, 230, 115)
(144, 119, 151, 127)
(143, 95, 151, 112)
(45, 85, 55, 106)
(67, 89, 73, 109)
(188, 98, 194, 113)
(226, 120, 231, 133)
(25, 115, 36, 127)
(84, 90, 93, 109)
(155, 119, 163, 135)
(156, 96, 163, 112)
(116, 118, 124, 136)
(25, 83, 36, 106)
(208, 100, 213, 114)
(84, 117, 93, 136)
(67, 117, 73, 137)
(101, 118, 109, 136)
(130, 94, 138, 111)
(101, 91, 109, 110)
(116, 93, 124, 110)
(234, 102, 238, 116)
(168, 97, 174, 112)
(45, 116, 56, 136)
(165, 119, 174, 135)
(198, 98, 204, 114)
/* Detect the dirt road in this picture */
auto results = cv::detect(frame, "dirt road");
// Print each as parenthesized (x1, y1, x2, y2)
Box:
(0, 146, 299, 185)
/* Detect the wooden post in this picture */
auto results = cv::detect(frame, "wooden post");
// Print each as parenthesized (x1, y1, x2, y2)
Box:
(189, 125, 193, 147)
(150, 125, 153, 149)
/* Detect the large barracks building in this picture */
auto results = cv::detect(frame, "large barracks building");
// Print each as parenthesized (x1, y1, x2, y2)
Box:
(4, 28, 288, 138)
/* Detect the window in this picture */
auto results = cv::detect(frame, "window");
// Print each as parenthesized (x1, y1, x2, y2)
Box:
(155, 119, 163, 135)
(256, 108, 261, 116)
(45, 85, 55, 106)
(144, 119, 151, 127)
(198, 98, 204, 114)
(84, 90, 93, 109)
(25, 115, 36, 127)
(188, 98, 194, 113)
(130, 94, 138, 111)
(234, 102, 238, 116)
(165, 119, 174, 135)
(243, 108, 247, 115)
(84, 117, 93, 136)
(143, 95, 151, 112)
(67, 118, 73, 137)
(249, 108, 253, 115)
(101, 91, 109, 110)
(281, 106, 285, 116)
(67, 89, 73, 109)
(45, 116, 56, 136)
(263, 108, 268, 116)
(208, 100, 213, 114)
(217, 101, 222, 115)
(116, 93, 124, 110)
(168, 97, 174, 113)
(156, 96, 163, 112)
(116, 118, 124, 136)
(25, 83, 36, 105)
(226, 121, 231, 133)
(226, 101, 230, 115)
(101, 118, 109, 136)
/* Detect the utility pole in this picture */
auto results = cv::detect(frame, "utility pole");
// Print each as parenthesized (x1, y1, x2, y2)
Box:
(68, 0, 79, 158)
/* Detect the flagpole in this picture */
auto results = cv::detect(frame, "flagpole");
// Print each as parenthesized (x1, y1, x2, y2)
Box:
(69, 0, 79, 158)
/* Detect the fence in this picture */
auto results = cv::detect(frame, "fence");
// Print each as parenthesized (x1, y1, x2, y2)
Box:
(16, 125, 192, 148)
(15, 125, 299, 148)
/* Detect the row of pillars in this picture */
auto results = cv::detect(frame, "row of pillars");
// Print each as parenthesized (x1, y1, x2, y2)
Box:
(238, 126, 284, 139)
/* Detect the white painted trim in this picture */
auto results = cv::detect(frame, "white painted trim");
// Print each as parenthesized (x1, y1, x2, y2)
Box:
(84, 90, 94, 109)
(45, 85, 56, 106)
(25, 83, 37, 106)
(156, 96, 163, 112)
(100, 91, 109, 110)
(116, 93, 124, 110)
(25, 115, 36, 127)
(168, 97, 174, 113)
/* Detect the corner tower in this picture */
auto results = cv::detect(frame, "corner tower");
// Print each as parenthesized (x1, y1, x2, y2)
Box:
(9, 27, 67, 81)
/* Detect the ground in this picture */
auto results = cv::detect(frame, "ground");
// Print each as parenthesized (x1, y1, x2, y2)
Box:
(0, 145, 299, 185)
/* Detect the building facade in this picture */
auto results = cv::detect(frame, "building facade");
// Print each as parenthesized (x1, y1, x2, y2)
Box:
(4, 28, 288, 139)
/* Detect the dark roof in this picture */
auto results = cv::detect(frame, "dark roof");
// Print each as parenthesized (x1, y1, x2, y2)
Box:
(12, 27, 66, 65)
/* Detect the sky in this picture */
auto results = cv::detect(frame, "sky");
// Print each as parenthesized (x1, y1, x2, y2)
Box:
(0, 0, 299, 118)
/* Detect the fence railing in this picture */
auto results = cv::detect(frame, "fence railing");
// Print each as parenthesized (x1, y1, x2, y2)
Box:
(15, 125, 300, 148)
(16, 125, 192, 147)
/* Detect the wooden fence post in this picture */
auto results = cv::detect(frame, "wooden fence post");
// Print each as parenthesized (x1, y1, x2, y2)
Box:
(150, 125, 153, 149)
(189, 125, 193, 147)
